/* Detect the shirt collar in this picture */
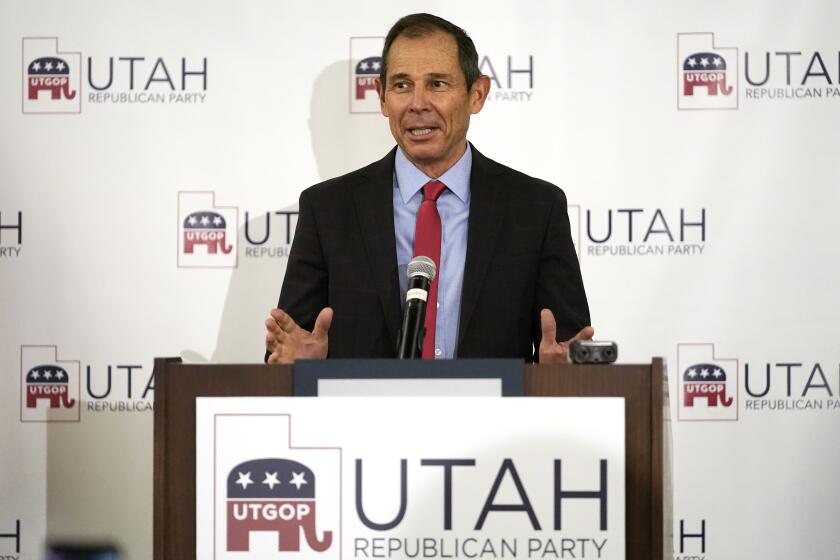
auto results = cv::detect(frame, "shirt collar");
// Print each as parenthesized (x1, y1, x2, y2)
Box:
(394, 143, 472, 205)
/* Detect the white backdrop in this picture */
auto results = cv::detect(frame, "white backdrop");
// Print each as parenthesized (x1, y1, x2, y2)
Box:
(2, 1, 839, 559)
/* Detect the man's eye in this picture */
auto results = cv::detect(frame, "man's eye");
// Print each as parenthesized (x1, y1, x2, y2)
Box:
(432, 81, 446, 88)
(394, 82, 410, 90)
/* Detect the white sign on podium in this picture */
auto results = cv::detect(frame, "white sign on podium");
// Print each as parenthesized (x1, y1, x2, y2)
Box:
(197, 397, 625, 559)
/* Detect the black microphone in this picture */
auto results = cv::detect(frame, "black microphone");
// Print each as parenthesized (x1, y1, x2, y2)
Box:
(396, 256, 437, 359)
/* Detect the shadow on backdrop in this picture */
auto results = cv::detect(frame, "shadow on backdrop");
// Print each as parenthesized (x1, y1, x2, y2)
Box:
(196, 59, 394, 364)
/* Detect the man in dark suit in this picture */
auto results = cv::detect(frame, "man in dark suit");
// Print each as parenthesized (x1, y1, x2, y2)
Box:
(265, 13, 592, 363)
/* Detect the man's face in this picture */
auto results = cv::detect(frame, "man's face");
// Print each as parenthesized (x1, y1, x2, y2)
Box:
(376, 31, 489, 177)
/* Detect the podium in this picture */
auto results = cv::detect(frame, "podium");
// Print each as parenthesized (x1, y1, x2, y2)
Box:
(154, 358, 668, 559)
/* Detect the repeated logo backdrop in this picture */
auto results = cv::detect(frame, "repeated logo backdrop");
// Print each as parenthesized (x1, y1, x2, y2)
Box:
(2, 1, 839, 559)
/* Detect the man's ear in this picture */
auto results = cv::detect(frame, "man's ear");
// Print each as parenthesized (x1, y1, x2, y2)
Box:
(375, 78, 388, 116)
(470, 75, 491, 114)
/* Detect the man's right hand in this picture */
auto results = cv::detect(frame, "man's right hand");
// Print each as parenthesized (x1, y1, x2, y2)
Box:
(265, 307, 333, 364)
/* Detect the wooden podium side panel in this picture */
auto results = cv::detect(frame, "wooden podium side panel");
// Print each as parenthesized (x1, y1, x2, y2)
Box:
(525, 362, 663, 560)
(153, 361, 292, 560)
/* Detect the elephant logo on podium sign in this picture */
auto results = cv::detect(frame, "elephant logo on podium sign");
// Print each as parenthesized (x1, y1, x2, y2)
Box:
(683, 52, 733, 96)
(683, 363, 734, 407)
(226, 458, 333, 553)
(183, 211, 233, 254)
(27, 56, 77, 101)
(25, 365, 76, 409)
(355, 56, 381, 100)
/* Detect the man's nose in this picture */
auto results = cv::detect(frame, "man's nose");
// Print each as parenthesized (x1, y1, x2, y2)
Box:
(408, 86, 430, 111)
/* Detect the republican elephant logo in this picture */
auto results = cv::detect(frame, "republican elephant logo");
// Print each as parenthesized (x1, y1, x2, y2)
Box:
(355, 56, 381, 100)
(27, 56, 77, 101)
(183, 211, 233, 254)
(226, 458, 333, 553)
(683, 52, 733, 96)
(683, 363, 734, 407)
(25, 364, 76, 409)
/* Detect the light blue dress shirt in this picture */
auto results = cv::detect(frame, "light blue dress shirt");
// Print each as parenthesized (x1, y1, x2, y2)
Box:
(393, 144, 472, 359)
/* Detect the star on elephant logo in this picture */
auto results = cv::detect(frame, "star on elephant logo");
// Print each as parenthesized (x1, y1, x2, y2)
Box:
(20, 345, 81, 423)
(177, 191, 238, 268)
(677, 343, 739, 421)
(226, 458, 334, 553)
(22, 37, 82, 114)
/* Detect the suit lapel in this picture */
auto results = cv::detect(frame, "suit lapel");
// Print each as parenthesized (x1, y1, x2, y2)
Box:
(353, 149, 402, 349)
(458, 146, 509, 349)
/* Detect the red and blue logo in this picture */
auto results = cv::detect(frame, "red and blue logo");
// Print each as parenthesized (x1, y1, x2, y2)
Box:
(354, 56, 381, 102)
(677, 343, 739, 421)
(177, 192, 238, 268)
(682, 52, 733, 98)
(20, 345, 80, 422)
(26, 56, 77, 101)
(677, 33, 738, 110)
(349, 37, 384, 113)
(22, 38, 81, 114)
(25, 364, 76, 410)
(227, 458, 333, 553)
(183, 211, 233, 255)
(682, 363, 734, 409)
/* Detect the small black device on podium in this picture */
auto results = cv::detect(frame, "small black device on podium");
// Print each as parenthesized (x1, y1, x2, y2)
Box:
(570, 340, 618, 364)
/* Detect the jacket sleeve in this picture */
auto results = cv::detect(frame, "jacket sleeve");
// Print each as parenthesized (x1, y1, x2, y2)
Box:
(264, 188, 329, 362)
(532, 187, 591, 361)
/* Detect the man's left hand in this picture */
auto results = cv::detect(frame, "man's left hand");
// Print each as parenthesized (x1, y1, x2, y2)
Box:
(538, 308, 595, 364)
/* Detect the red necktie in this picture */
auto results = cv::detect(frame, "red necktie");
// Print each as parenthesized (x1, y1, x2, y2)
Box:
(413, 180, 446, 359)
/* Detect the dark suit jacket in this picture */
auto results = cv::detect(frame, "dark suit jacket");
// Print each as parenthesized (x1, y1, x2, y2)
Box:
(273, 145, 590, 362)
